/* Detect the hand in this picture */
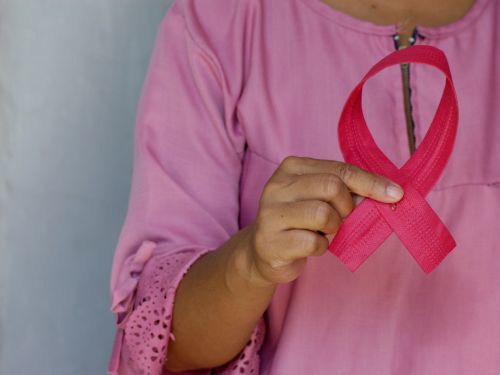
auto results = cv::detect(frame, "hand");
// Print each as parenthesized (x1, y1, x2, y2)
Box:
(245, 156, 404, 286)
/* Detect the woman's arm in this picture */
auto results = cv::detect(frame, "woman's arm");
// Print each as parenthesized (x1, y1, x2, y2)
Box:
(166, 157, 404, 372)
(165, 223, 275, 372)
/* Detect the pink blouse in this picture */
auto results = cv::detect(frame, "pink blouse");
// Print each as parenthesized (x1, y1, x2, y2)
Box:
(108, 0, 500, 374)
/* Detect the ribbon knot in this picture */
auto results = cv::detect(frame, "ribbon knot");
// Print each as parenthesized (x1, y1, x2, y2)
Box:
(328, 45, 459, 274)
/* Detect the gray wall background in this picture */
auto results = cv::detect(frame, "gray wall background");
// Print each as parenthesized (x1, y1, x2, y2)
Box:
(0, 1, 173, 373)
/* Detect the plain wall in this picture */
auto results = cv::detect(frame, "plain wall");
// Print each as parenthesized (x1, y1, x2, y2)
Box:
(0, 1, 172, 373)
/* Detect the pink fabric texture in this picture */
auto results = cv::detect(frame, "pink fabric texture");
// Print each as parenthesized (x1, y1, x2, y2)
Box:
(329, 45, 458, 273)
(109, 0, 500, 373)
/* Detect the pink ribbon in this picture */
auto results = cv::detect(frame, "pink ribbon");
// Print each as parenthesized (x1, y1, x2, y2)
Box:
(328, 45, 459, 274)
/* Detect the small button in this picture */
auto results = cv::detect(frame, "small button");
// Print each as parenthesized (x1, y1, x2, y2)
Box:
(391, 203, 397, 211)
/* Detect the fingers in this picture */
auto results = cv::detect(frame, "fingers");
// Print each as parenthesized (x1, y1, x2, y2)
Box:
(263, 199, 342, 235)
(250, 155, 405, 282)
(273, 173, 354, 219)
(333, 163, 404, 202)
(281, 229, 330, 259)
(278, 156, 404, 203)
(256, 227, 330, 264)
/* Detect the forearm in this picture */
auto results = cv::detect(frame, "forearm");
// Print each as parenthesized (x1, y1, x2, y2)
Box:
(164, 223, 276, 372)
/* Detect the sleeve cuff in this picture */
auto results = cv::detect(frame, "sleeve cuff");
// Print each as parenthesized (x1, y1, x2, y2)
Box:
(108, 242, 266, 375)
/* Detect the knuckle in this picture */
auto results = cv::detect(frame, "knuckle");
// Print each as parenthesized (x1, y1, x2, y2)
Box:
(268, 258, 287, 271)
(310, 201, 332, 228)
(260, 176, 290, 204)
(299, 232, 321, 254)
(261, 179, 279, 198)
(337, 163, 357, 183)
(322, 174, 342, 197)
(281, 155, 300, 170)
(253, 231, 277, 262)
(367, 175, 380, 197)
(311, 236, 329, 256)
(278, 155, 306, 174)
(277, 173, 299, 191)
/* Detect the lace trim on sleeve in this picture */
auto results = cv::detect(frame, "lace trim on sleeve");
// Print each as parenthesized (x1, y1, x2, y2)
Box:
(109, 243, 266, 375)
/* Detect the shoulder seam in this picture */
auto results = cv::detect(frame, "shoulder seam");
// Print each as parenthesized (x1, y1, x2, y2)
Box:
(169, 0, 228, 92)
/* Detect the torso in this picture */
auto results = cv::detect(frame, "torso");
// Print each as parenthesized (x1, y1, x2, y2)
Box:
(178, 0, 500, 373)
(232, 0, 500, 373)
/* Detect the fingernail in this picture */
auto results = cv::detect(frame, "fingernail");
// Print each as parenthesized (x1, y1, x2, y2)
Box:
(386, 184, 404, 200)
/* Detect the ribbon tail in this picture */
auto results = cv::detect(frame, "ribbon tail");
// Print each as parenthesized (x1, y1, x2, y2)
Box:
(377, 185, 457, 274)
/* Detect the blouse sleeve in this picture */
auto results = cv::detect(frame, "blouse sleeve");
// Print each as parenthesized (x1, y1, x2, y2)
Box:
(107, 2, 266, 374)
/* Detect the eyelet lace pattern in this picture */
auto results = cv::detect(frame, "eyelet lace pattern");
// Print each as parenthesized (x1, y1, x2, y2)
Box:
(118, 249, 265, 374)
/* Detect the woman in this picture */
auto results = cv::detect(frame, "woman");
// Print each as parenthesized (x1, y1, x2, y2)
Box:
(108, 0, 500, 374)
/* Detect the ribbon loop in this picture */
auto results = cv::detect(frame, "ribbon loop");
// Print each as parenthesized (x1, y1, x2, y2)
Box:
(328, 45, 459, 273)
